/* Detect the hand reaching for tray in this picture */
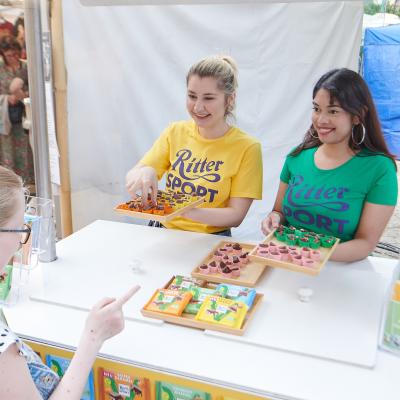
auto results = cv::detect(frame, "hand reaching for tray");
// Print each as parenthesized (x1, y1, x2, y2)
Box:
(261, 211, 282, 235)
(126, 164, 158, 205)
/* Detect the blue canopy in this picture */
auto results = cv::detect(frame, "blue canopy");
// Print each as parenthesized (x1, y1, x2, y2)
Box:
(363, 24, 400, 159)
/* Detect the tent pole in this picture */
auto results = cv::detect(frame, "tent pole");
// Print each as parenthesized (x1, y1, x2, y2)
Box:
(50, 0, 73, 237)
(24, 0, 57, 261)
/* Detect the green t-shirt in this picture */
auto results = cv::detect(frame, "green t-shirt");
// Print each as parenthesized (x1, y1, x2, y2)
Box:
(280, 147, 398, 242)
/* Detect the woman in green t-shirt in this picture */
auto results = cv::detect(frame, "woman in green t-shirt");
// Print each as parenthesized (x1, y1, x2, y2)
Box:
(262, 68, 397, 262)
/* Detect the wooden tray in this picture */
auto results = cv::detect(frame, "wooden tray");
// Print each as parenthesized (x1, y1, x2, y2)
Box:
(114, 196, 204, 223)
(140, 277, 263, 336)
(248, 230, 340, 276)
(191, 241, 267, 287)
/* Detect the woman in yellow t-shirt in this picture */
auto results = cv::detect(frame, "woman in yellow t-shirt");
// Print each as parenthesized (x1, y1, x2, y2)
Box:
(126, 55, 263, 235)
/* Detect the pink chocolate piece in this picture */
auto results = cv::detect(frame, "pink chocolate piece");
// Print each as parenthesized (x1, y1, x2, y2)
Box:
(301, 247, 310, 257)
(222, 254, 232, 264)
(231, 267, 240, 277)
(218, 261, 227, 273)
(232, 243, 242, 255)
(199, 264, 209, 274)
(257, 249, 269, 258)
(292, 255, 302, 265)
(302, 258, 316, 268)
(239, 252, 249, 266)
(231, 256, 241, 267)
(225, 243, 234, 253)
(310, 250, 321, 261)
(269, 252, 282, 260)
(279, 249, 290, 261)
(208, 260, 218, 273)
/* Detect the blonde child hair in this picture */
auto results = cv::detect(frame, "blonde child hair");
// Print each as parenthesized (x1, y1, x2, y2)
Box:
(0, 166, 23, 226)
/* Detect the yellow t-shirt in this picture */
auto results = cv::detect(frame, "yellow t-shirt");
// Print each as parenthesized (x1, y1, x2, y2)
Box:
(140, 120, 263, 233)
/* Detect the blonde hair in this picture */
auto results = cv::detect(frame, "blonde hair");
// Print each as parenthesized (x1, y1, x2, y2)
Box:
(186, 55, 238, 120)
(0, 166, 23, 227)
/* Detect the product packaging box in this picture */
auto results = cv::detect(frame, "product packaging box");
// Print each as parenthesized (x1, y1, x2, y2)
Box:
(46, 354, 95, 400)
(156, 381, 211, 400)
(98, 367, 150, 399)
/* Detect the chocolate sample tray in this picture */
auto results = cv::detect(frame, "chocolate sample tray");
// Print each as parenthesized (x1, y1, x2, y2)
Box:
(141, 276, 263, 336)
(114, 190, 204, 223)
(191, 241, 267, 287)
(249, 228, 340, 276)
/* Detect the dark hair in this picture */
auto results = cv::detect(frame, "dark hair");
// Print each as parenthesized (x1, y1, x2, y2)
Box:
(0, 36, 21, 65)
(12, 17, 24, 39)
(291, 68, 396, 167)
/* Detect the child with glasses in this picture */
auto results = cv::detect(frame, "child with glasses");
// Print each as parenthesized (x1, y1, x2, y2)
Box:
(0, 166, 140, 399)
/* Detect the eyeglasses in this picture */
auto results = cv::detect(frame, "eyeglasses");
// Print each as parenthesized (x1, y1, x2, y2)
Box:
(0, 224, 31, 244)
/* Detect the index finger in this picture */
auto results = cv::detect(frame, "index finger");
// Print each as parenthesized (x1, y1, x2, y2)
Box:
(114, 285, 141, 308)
(127, 179, 143, 199)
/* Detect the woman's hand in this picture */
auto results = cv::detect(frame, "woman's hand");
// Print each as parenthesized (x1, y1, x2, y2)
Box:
(9, 77, 24, 94)
(125, 164, 158, 204)
(7, 94, 18, 105)
(261, 211, 282, 235)
(82, 285, 140, 347)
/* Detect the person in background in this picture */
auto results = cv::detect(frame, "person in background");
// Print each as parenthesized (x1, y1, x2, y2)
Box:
(261, 68, 397, 262)
(0, 17, 13, 43)
(0, 36, 33, 186)
(0, 166, 140, 399)
(126, 55, 263, 236)
(13, 16, 26, 60)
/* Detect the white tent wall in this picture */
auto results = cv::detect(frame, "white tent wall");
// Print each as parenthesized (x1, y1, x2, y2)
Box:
(62, 0, 362, 240)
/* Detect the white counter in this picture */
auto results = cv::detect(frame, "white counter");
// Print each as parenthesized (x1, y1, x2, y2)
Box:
(4, 220, 400, 400)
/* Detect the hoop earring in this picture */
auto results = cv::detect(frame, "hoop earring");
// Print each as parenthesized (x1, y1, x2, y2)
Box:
(309, 127, 319, 139)
(351, 124, 365, 146)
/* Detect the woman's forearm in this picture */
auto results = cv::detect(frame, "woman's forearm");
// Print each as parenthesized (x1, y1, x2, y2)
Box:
(49, 334, 101, 400)
(330, 238, 374, 262)
(183, 206, 246, 228)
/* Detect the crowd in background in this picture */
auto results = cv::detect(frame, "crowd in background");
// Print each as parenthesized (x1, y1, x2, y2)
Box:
(0, 12, 34, 189)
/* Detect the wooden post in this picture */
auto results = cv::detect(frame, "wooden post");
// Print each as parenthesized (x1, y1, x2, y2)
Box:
(50, 0, 73, 236)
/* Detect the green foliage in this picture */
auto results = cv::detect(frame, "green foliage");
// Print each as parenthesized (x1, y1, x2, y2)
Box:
(364, 3, 382, 15)
(364, 3, 400, 17)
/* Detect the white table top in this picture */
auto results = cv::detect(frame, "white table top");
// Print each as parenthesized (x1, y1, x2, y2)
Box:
(4, 220, 400, 400)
